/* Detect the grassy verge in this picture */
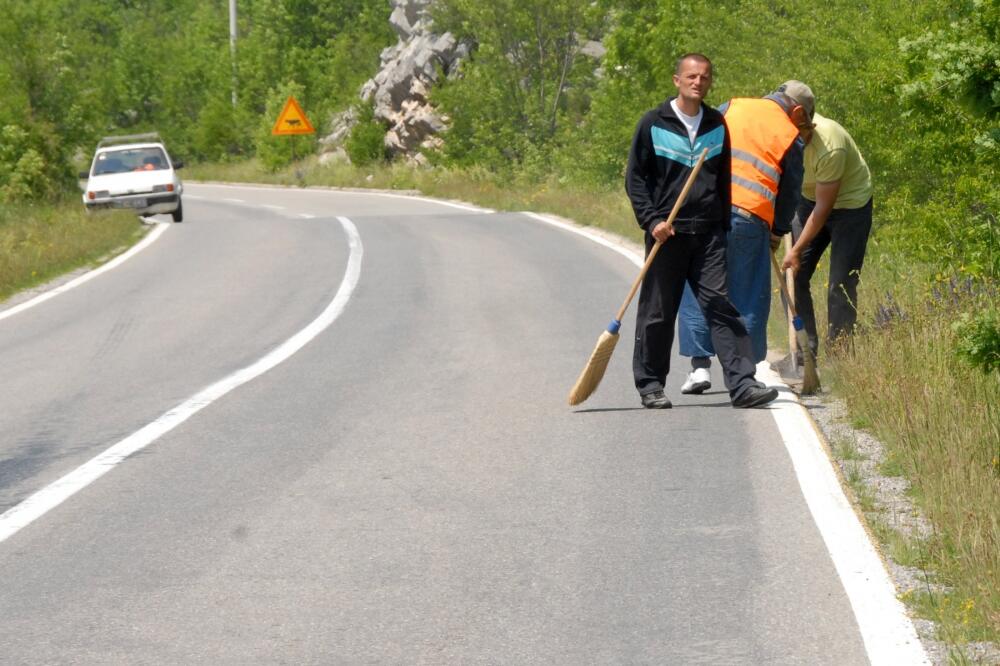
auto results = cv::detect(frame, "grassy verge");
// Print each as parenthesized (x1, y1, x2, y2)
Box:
(767, 244, 999, 643)
(827, 264, 999, 643)
(0, 199, 146, 304)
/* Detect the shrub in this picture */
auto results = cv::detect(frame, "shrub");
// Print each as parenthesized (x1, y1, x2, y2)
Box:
(953, 307, 1000, 373)
(344, 103, 388, 166)
(0, 125, 57, 203)
(193, 96, 250, 162)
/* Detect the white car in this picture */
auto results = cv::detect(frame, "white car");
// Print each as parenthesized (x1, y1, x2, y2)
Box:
(81, 133, 185, 222)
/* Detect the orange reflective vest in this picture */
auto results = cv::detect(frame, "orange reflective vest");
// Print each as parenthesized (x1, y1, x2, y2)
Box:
(725, 98, 799, 227)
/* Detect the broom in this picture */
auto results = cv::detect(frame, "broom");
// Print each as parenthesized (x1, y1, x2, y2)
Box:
(769, 252, 821, 394)
(783, 235, 799, 373)
(567, 148, 708, 406)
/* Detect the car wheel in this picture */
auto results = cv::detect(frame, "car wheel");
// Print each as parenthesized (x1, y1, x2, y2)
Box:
(171, 198, 184, 223)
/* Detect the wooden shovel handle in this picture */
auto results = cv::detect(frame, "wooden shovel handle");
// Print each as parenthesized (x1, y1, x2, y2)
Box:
(615, 148, 709, 323)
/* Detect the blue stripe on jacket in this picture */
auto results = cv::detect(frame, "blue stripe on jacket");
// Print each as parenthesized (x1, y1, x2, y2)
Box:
(651, 125, 725, 166)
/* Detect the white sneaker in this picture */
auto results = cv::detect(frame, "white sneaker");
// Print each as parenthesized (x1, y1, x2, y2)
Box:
(680, 367, 711, 394)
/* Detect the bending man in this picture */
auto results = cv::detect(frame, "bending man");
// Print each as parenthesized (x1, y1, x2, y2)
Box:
(779, 81, 873, 357)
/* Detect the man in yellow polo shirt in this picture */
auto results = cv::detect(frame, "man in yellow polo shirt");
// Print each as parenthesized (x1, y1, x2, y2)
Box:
(780, 80, 873, 358)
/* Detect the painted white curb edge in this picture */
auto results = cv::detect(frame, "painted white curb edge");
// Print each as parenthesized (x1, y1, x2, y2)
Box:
(525, 210, 930, 666)
(756, 364, 930, 665)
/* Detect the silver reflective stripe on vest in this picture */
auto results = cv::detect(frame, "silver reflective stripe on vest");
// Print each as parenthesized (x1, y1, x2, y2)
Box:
(732, 148, 782, 183)
(732, 175, 777, 203)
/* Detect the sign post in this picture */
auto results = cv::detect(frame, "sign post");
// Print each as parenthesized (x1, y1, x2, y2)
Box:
(271, 96, 316, 169)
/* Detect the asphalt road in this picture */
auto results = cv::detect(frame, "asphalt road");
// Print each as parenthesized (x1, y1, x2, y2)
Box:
(0, 184, 870, 664)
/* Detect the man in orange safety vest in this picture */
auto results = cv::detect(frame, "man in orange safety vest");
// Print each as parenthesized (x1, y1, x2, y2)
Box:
(676, 90, 807, 394)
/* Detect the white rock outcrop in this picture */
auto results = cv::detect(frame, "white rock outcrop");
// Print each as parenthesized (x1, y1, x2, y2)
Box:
(321, 0, 467, 163)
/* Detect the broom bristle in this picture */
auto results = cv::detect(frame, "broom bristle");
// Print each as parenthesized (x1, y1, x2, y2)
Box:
(795, 330, 821, 395)
(567, 330, 619, 405)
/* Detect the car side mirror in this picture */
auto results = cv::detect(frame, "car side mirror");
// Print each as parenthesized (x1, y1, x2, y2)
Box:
(78, 171, 89, 179)
(172, 160, 184, 169)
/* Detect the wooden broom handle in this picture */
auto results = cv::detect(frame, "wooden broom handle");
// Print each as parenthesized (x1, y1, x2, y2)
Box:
(615, 148, 709, 323)
(769, 251, 800, 318)
(782, 234, 799, 365)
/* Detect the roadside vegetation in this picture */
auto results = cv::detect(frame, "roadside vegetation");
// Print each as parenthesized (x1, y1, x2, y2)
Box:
(0, 200, 142, 303)
(829, 267, 999, 645)
(2, 0, 997, 648)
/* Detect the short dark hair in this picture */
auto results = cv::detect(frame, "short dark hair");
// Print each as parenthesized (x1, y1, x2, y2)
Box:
(675, 53, 713, 76)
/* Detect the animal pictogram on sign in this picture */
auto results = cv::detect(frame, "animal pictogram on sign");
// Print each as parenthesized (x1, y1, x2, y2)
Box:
(272, 97, 315, 136)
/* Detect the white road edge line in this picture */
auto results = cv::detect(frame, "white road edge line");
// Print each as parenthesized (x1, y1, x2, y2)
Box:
(521, 212, 643, 268)
(363, 191, 493, 214)
(0, 222, 171, 323)
(0, 216, 363, 544)
(522, 210, 930, 666)
(756, 366, 930, 665)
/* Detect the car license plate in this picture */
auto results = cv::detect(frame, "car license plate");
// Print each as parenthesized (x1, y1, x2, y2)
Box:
(122, 198, 147, 209)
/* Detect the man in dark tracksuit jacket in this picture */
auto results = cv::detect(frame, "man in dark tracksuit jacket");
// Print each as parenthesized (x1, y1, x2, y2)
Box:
(625, 53, 777, 409)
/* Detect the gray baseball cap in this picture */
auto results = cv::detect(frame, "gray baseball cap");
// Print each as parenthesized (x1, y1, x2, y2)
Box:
(777, 80, 815, 119)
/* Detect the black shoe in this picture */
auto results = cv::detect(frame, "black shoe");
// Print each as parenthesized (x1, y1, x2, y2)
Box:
(641, 390, 672, 409)
(732, 385, 778, 408)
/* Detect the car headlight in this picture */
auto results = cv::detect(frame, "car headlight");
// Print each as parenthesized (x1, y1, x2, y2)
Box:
(151, 184, 175, 193)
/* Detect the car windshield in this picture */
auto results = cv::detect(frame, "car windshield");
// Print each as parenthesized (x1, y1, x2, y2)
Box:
(93, 147, 168, 175)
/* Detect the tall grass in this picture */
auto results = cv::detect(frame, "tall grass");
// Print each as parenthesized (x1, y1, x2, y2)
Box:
(765, 238, 999, 640)
(0, 200, 145, 303)
(826, 264, 1000, 640)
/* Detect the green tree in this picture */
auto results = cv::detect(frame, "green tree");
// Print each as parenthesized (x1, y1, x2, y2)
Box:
(0, 0, 394, 197)
(236, 0, 392, 140)
(895, 0, 1000, 278)
(900, 0, 1000, 120)
(0, 1, 97, 196)
(432, 0, 607, 170)
(345, 103, 389, 166)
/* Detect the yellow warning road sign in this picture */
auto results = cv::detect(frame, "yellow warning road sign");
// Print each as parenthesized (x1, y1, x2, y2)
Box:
(271, 96, 315, 136)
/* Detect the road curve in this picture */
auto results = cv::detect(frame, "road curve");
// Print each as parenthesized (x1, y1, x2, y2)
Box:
(0, 184, 873, 664)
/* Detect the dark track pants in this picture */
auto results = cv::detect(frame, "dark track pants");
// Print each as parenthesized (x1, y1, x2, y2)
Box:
(632, 229, 758, 400)
(791, 197, 873, 356)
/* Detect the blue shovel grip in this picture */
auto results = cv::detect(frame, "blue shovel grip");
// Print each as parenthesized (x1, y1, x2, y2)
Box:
(792, 315, 804, 331)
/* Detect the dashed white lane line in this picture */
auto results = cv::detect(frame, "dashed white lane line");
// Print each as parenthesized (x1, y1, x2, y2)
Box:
(260, 204, 285, 211)
(190, 182, 495, 214)
(0, 216, 363, 544)
(0, 222, 171, 323)
(223, 198, 245, 203)
(523, 210, 930, 666)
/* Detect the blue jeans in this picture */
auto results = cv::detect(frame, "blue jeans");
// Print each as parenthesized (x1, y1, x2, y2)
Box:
(678, 212, 771, 364)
